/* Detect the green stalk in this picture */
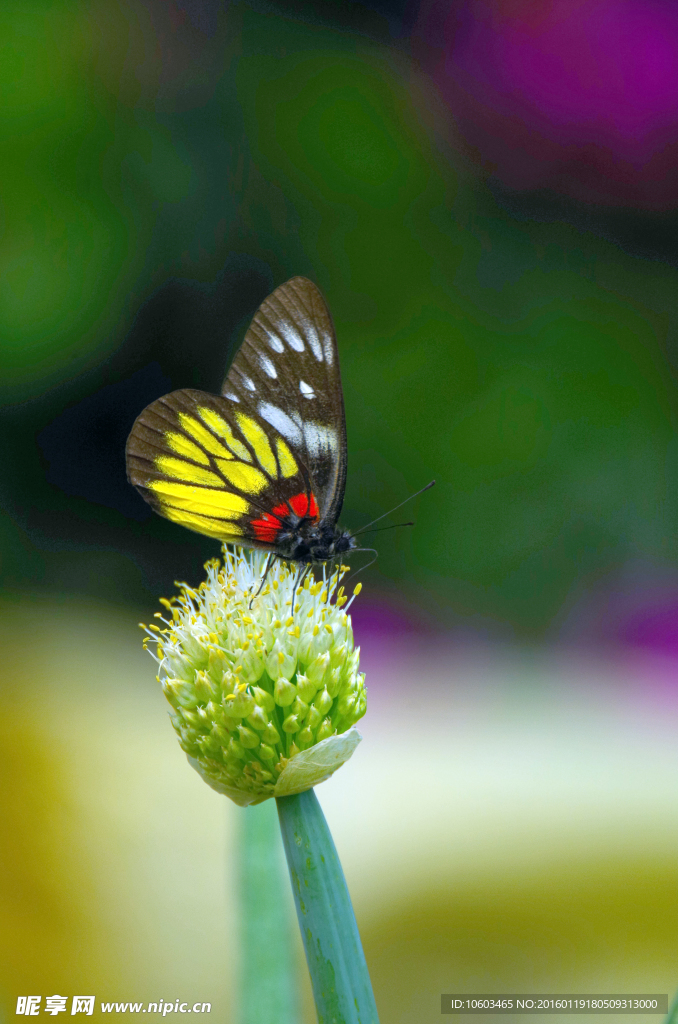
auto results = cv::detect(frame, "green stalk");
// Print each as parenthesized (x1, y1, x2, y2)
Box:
(238, 799, 297, 1024)
(664, 990, 678, 1024)
(276, 788, 380, 1024)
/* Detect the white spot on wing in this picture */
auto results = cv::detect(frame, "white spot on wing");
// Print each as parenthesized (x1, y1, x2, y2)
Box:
(308, 332, 324, 362)
(260, 353, 277, 379)
(224, 390, 240, 402)
(279, 320, 305, 352)
(323, 336, 334, 365)
(303, 422, 338, 459)
(241, 375, 256, 392)
(299, 380, 315, 399)
(267, 334, 284, 354)
(258, 402, 303, 445)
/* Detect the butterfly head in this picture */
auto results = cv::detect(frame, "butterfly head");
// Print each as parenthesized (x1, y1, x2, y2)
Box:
(273, 511, 355, 565)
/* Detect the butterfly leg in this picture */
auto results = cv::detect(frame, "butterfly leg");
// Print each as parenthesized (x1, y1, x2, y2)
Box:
(291, 563, 311, 611)
(249, 552, 277, 609)
(328, 558, 339, 605)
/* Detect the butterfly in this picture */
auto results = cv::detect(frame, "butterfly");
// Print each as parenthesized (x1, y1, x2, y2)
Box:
(126, 277, 357, 565)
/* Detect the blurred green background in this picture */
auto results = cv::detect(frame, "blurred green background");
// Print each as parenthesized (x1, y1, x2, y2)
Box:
(2, 0, 678, 1020)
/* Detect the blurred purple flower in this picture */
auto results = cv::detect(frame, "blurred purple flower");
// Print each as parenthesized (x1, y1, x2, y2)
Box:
(414, 0, 678, 207)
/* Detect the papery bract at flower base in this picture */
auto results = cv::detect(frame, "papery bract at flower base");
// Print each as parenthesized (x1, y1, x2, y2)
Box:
(142, 547, 366, 806)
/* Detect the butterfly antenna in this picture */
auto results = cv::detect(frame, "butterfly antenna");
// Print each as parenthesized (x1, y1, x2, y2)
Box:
(352, 520, 415, 538)
(344, 547, 379, 587)
(354, 480, 435, 535)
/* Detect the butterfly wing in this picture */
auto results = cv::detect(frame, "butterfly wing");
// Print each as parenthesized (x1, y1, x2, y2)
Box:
(223, 277, 347, 527)
(126, 386, 315, 548)
(125, 277, 348, 548)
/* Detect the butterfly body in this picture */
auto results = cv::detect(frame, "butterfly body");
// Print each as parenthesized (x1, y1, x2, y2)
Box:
(272, 514, 355, 564)
(126, 277, 355, 565)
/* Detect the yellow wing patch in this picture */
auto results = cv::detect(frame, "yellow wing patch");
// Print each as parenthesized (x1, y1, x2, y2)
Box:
(155, 457, 222, 488)
(166, 432, 210, 465)
(178, 412, 234, 460)
(197, 406, 251, 462)
(276, 437, 297, 478)
(236, 412, 277, 476)
(215, 459, 268, 494)
(148, 479, 249, 518)
(162, 505, 244, 539)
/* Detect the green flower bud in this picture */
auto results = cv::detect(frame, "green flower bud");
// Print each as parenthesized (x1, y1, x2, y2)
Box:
(209, 721, 230, 745)
(252, 686, 276, 712)
(145, 548, 366, 805)
(316, 717, 334, 742)
(292, 696, 309, 718)
(335, 693, 356, 718)
(228, 737, 245, 760)
(225, 687, 255, 719)
(196, 734, 217, 756)
(237, 724, 260, 749)
(282, 712, 302, 734)
(274, 677, 297, 707)
(305, 705, 322, 731)
(247, 704, 270, 731)
(162, 678, 195, 709)
(165, 650, 194, 679)
(295, 672, 318, 703)
(326, 666, 342, 698)
(297, 725, 315, 747)
(208, 648, 226, 682)
(330, 641, 348, 670)
(234, 644, 265, 685)
(194, 670, 217, 701)
(306, 650, 330, 686)
(313, 686, 333, 716)
(262, 721, 281, 745)
(266, 640, 297, 681)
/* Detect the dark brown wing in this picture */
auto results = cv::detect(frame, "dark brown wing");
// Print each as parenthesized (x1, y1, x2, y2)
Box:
(221, 277, 348, 526)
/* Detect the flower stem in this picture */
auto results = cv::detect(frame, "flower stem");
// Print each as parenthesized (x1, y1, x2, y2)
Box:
(276, 789, 380, 1024)
(238, 799, 297, 1024)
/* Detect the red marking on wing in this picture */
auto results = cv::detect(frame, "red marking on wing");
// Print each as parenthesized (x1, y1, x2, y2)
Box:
(287, 492, 319, 519)
(251, 492, 320, 544)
